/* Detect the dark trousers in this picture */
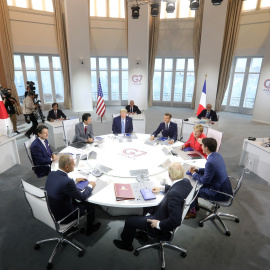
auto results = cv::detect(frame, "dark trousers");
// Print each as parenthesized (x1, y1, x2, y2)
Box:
(25, 114, 38, 136)
(76, 201, 95, 229)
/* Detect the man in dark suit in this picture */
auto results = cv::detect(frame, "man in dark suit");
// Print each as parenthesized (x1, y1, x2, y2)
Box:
(30, 125, 58, 178)
(113, 162, 192, 251)
(185, 137, 233, 219)
(112, 109, 133, 134)
(72, 113, 94, 143)
(150, 113, 178, 144)
(45, 154, 101, 235)
(125, 100, 141, 115)
(197, 104, 218, 121)
(47, 103, 66, 122)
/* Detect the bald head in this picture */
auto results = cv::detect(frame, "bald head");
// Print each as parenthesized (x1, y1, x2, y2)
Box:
(58, 154, 74, 173)
(206, 104, 212, 111)
(130, 100, 134, 107)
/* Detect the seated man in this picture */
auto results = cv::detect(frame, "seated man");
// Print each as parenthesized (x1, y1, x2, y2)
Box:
(112, 109, 133, 134)
(185, 138, 233, 219)
(150, 113, 178, 144)
(31, 125, 58, 178)
(113, 162, 192, 251)
(47, 102, 66, 122)
(125, 100, 141, 115)
(45, 154, 100, 235)
(197, 104, 218, 121)
(72, 113, 94, 143)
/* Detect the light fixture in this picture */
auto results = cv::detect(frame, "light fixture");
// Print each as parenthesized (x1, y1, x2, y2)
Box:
(190, 0, 200, 11)
(211, 0, 223, 5)
(166, 0, 176, 13)
(131, 4, 140, 19)
(150, 2, 160, 17)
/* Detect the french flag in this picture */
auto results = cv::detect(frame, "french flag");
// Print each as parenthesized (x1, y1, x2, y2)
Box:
(0, 95, 13, 134)
(196, 79, 206, 116)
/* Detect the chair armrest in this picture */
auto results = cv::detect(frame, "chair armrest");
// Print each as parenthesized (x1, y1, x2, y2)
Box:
(32, 164, 51, 168)
(184, 181, 200, 207)
(228, 176, 237, 181)
(209, 189, 233, 199)
(57, 208, 80, 224)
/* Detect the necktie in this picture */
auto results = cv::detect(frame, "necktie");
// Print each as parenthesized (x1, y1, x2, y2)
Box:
(121, 119, 125, 133)
(131, 107, 133, 114)
(84, 126, 87, 134)
(55, 111, 57, 119)
(206, 111, 210, 119)
(166, 124, 169, 130)
(44, 140, 50, 154)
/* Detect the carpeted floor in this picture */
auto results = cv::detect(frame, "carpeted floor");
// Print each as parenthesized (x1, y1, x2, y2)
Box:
(0, 106, 269, 270)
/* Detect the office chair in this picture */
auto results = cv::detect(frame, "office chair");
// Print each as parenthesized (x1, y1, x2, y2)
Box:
(134, 182, 199, 270)
(24, 136, 51, 178)
(21, 180, 85, 269)
(62, 118, 79, 146)
(198, 161, 251, 236)
(171, 118, 183, 141)
(206, 128, 223, 152)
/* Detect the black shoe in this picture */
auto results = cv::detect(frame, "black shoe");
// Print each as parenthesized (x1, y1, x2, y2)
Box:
(24, 133, 30, 139)
(113, 240, 134, 252)
(195, 204, 200, 211)
(135, 231, 149, 242)
(86, 222, 101, 236)
(14, 130, 20, 134)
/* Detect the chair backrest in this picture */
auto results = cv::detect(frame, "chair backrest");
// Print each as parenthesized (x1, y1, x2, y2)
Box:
(171, 118, 183, 141)
(21, 180, 57, 231)
(24, 136, 36, 165)
(206, 128, 223, 152)
(62, 118, 80, 144)
(233, 160, 251, 197)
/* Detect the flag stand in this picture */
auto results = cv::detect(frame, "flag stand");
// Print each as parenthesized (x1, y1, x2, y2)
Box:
(96, 115, 107, 123)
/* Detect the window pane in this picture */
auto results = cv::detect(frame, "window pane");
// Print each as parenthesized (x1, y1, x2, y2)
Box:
(109, 0, 119, 18)
(26, 71, 39, 95)
(222, 80, 230, 106)
(160, 2, 166, 19)
(54, 71, 64, 102)
(249, 58, 263, 73)
(163, 72, 172, 101)
(7, 0, 13, 6)
(180, 0, 190, 18)
(45, 0, 53, 12)
(243, 0, 257, 10)
(41, 71, 53, 103)
(32, 0, 43, 10)
(243, 74, 260, 108)
(174, 72, 184, 102)
(155, 58, 162, 71)
(120, 0, 125, 18)
(96, 0, 106, 17)
(99, 58, 107, 70)
(111, 58, 119, 70)
(166, 1, 177, 19)
(14, 55, 22, 70)
(153, 71, 161, 101)
(24, 56, 36, 70)
(176, 59, 185, 70)
(261, 0, 270, 8)
(122, 71, 128, 100)
(91, 71, 97, 101)
(52, 56, 61, 70)
(187, 59, 194, 71)
(99, 71, 108, 100)
(164, 59, 173, 71)
(15, 0, 27, 8)
(111, 71, 119, 100)
(230, 74, 245, 107)
(185, 72, 194, 102)
(235, 58, 247, 72)
(39, 56, 50, 69)
(122, 58, 128, 70)
(90, 0, 95, 16)
(14, 71, 25, 104)
(91, 57, 96, 70)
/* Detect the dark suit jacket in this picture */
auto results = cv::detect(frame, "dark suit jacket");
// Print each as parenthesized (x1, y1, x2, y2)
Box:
(192, 152, 233, 200)
(47, 109, 66, 121)
(45, 170, 93, 222)
(112, 116, 133, 134)
(197, 109, 218, 121)
(31, 137, 53, 177)
(125, 105, 141, 114)
(152, 121, 178, 142)
(72, 122, 94, 143)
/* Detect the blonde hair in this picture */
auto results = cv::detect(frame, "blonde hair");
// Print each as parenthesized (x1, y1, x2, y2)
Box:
(194, 124, 204, 133)
(120, 108, 127, 113)
(168, 162, 184, 181)
(59, 154, 72, 169)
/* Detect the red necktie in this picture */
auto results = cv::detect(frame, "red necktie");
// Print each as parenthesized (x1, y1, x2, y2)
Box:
(85, 126, 87, 134)
(55, 111, 57, 119)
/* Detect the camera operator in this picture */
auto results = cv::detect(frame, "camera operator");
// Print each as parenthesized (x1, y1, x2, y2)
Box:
(2, 89, 20, 134)
(23, 91, 39, 139)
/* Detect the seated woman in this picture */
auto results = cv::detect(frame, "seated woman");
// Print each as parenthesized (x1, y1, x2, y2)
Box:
(181, 124, 207, 159)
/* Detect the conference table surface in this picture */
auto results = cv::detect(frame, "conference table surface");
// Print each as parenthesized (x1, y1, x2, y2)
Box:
(52, 133, 206, 208)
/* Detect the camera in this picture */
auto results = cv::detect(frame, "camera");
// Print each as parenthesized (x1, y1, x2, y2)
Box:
(27, 81, 36, 91)
(0, 87, 11, 99)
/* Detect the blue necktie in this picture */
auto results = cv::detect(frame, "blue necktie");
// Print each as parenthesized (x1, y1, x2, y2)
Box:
(121, 119, 125, 133)
(206, 111, 210, 119)
(44, 140, 50, 155)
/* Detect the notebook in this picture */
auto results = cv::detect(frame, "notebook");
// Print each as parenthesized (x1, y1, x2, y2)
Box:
(114, 183, 135, 201)
(158, 137, 168, 141)
(140, 189, 156, 201)
(187, 153, 202, 159)
(183, 147, 194, 152)
(76, 180, 89, 191)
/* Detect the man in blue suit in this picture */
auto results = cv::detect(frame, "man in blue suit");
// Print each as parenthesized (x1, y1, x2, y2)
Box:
(197, 104, 218, 121)
(150, 113, 178, 144)
(113, 162, 192, 251)
(185, 137, 233, 219)
(112, 109, 133, 134)
(30, 125, 58, 178)
(45, 154, 101, 235)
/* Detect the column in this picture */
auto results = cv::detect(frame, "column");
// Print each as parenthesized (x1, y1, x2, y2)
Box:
(195, 0, 228, 111)
(64, 0, 92, 112)
(128, 4, 149, 110)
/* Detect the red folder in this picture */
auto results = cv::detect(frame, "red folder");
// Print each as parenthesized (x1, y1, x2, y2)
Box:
(114, 183, 135, 201)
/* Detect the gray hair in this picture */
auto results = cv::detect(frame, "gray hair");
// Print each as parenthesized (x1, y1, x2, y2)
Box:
(59, 154, 72, 169)
(168, 162, 184, 181)
(120, 108, 127, 113)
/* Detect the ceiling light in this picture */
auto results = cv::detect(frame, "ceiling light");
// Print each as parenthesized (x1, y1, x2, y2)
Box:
(211, 0, 223, 6)
(166, 0, 176, 13)
(150, 2, 160, 17)
(131, 4, 140, 19)
(190, 0, 200, 10)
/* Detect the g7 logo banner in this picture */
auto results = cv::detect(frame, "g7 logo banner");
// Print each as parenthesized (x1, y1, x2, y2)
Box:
(123, 148, 147, 157)
(132, 75, 143, 86)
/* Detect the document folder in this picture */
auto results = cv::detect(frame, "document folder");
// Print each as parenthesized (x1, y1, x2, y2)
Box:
(114, 183, 135, 201)
(140, 189, 156, 201)
(76, 180, 89, 191)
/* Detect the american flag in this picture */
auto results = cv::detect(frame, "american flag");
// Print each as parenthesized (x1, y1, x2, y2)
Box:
(96, 77, 106, 117)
